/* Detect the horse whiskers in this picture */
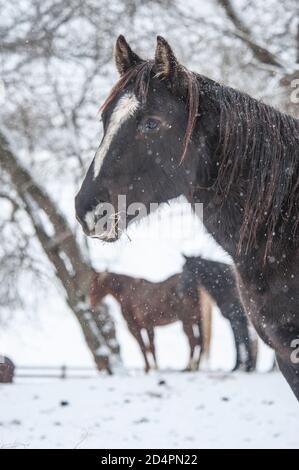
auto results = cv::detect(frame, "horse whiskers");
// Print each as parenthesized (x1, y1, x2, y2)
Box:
(105, 212, 122, 240)
(95, 210, 125, 240)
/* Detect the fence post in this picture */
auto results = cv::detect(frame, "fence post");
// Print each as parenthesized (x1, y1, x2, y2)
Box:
(61, 365, 67, 379)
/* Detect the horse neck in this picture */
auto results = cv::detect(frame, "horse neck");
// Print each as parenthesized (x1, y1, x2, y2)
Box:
(102, 273, 125, 303)
(194, 85, 298, 265)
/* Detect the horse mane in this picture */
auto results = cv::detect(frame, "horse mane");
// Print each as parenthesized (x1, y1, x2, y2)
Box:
(101, 62, 299, 258)
(213, 84, 299, 257)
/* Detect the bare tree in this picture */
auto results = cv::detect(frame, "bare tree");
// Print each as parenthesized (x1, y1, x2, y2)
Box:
(217, 0, 283, 68)
(0, 130, 120, 372)
(0, 0, 170, 370)
(166, 0, 298, 115)
(216, 0, 298, 114)
(0, 0, 129, 369)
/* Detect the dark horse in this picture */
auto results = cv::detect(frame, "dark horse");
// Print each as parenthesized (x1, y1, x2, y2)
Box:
(181, 255, 257, 372)
(76, 36, 299, 399)
(89, 271, 213, 372)
(0, 356, 15, 383)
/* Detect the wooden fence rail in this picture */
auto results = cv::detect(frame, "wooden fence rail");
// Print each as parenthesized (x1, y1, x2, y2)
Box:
(15, 365, 98, 380)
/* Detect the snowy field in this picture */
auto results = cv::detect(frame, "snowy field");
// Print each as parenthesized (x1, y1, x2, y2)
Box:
(0, 206, 298, 449)
(1, 292, 298, 449)
(0, 372, 298, 449)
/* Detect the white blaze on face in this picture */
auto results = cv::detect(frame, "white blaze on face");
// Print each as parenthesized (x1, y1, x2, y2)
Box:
(93, 92, 140, 179)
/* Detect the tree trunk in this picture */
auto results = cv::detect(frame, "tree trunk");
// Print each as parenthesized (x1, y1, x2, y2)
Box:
(0, 131, 121, 373)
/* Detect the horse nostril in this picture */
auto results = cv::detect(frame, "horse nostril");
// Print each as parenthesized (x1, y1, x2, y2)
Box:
(75, 188, 110, 235)
(94, 208, 108, 224)
(75, 200, 92, 234)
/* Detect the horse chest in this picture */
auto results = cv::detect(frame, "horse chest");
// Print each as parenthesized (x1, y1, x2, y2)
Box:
(238, 257, 299, 347)
(238, 281, 271, 345)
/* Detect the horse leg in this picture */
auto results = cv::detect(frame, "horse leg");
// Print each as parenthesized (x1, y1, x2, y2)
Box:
(182, 321, 198, 371)
(127, 322, 151, 373)
(146, 327, 158, 369)
(220, 302, 254, 372)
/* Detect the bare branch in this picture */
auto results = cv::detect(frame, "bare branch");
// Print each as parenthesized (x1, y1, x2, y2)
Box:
(217, 0, 283, 68)
(0, 130, 120, 371)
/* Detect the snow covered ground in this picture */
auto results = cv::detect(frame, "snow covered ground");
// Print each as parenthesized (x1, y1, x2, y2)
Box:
(0, 204, 298, 449)
(0, 371, 298, 449)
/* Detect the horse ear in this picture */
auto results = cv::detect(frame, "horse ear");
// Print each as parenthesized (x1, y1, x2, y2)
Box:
(155, 36, 186, 95)
(115, 35, 143, 76)
(155, 36, 178, 77)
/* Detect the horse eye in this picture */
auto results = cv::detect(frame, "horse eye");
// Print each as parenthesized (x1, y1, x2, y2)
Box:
(142, 118, 160, 132)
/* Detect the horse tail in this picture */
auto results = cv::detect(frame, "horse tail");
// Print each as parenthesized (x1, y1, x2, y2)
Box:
(249, 327, 259, 371)
(199, 287, 213, 360)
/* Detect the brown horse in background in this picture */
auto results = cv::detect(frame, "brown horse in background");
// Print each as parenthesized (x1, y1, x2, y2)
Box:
(89, 272, 212, 372)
